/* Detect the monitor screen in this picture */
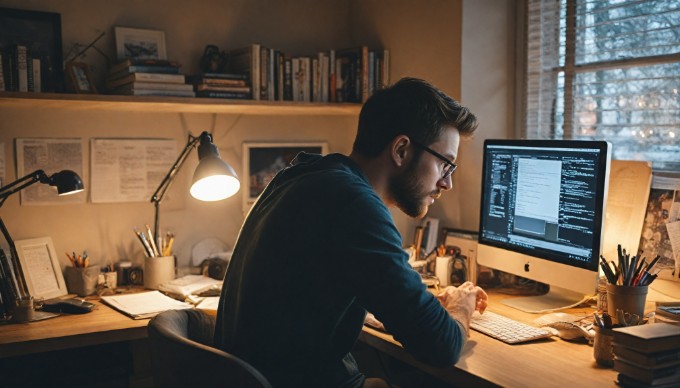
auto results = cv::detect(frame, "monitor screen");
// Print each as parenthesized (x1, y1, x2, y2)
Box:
(477, 139, 611, 312)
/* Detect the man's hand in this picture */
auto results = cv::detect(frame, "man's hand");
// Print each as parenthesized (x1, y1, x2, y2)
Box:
(436, 282, 488, 336)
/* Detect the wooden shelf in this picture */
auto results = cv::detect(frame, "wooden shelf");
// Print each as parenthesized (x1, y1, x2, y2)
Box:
(0, 92, 362, 116)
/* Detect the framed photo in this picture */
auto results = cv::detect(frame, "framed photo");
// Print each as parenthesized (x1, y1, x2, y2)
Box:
(14, 237, 67, 300)
(65, 62, 97, 94)
(0, 7, 64, 92)
(242, 142, 329, 211)
(114, 27, 167, 61)
(441, 228, 479, 284)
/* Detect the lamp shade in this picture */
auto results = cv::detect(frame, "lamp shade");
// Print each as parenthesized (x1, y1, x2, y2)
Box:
(48, 170, 84, 195)
(190, 155, 240, 201)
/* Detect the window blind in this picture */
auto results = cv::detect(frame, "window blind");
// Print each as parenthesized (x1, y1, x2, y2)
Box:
(525, 0, 680, 170)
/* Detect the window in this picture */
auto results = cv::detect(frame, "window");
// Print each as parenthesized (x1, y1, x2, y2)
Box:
(525, 0, 680, 171)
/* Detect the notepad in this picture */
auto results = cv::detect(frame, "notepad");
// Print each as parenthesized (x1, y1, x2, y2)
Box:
(157, 275, 221, 299)
(101, 290, 192, 319)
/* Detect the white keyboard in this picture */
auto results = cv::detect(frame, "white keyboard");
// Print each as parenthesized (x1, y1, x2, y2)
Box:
(470, 310, 552, 344)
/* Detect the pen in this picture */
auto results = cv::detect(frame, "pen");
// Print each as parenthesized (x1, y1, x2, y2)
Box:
(146, 224, 160, 257)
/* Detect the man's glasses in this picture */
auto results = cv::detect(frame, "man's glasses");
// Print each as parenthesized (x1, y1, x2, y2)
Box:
(411, 141, 458, 180)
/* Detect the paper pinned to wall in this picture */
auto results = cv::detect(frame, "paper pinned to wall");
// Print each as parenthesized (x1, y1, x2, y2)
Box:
(601, 160, 652, 261)
(638, 174, 680, 281)
(16, 138, 85, 205)
(90, 138, 177, 203)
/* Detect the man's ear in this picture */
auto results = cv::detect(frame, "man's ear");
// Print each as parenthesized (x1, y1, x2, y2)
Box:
(390, 135, 411, 167)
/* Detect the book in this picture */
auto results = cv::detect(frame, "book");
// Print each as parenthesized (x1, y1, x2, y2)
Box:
(32, 58, 41, 92)
(614, 344, 680, 368)
(656, 305, 680, 321)
(117, 89, 196, 98)
(112, 81, 194, 92)
(194, 84, 250, 93)
(195, 90, 251, 99)
(227, 44, 260, 100)
(157, 275, 221, 299)
(335, 46, 368, 103)
(105, 72, 186, 90)
(618, 372, 680, 388)
(108, 65, 181, 79)
(613, 323, 680, 353)
(100, 290, 192, 319)
(0, 52, 5, 92)
(16, 44, 28, 92)
(614, 359, 680, 385)
(186, 73, 248, 87)
(109, 58, 181, 75)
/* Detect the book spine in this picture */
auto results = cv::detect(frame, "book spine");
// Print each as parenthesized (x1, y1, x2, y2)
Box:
(382, 49, 390, 87)
(268, 48, 275, 101)
(16, 45, 28, 92)
(121, 89, 195, 97)
(0, 52, 5, 92)
(260, 46, 268, 100)
(329, 49, 336, 102)
(195, 90, 251, 99)
(283, 59, 292, 101)
(360, 46, 369, 102)
(116, 81, 194, 92)
(277, 52, 284, 101)
(195, 84, 251, 93)
(312, 57, 319, 102)
(292, 58, 300, 102)
(252, 44, 260, 101)
(32, 58, 41, 92)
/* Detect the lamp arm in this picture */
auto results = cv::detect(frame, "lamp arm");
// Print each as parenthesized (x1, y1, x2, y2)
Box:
(0, 170, 49, 208)
(0, 217, 29, 300)
(150, 133, 203, 243)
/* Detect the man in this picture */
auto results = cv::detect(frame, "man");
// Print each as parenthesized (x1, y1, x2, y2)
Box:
(215, 77, 488, 387)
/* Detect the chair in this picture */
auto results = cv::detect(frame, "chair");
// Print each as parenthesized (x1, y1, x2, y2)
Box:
(148, 309, 272, 388)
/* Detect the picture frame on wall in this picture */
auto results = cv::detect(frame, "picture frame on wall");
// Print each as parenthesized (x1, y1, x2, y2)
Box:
(65, 62, 97, 94)
(114, 27, 167, 61)
(0, 7, 64, 92)
(14, 237, 68, 300)
(242, 142, 329, 211)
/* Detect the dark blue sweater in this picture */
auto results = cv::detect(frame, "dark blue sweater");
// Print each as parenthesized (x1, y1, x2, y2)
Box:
(214, 153, 466, 387)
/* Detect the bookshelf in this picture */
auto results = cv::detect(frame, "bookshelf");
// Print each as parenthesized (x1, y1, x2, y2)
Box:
(0, 92, 362, 116)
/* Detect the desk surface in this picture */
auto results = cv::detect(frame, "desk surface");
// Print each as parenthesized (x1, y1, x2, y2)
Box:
(359, 290, 619, 387)
(0, 300, 148, 358)
(1, 290, 620, 386)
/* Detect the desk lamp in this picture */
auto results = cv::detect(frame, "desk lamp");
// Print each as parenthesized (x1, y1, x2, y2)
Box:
(150, 131, 239, 244)
(0, 169, 84, 321)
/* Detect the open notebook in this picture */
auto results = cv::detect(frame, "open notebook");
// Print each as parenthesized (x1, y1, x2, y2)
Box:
(101, 290, 192, 319)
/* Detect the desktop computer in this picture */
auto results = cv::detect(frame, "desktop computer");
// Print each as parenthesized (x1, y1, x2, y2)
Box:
(476, 139, 612, 313)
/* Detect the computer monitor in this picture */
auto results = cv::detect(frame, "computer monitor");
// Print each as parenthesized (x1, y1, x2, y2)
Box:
(477, 139, 611, 313)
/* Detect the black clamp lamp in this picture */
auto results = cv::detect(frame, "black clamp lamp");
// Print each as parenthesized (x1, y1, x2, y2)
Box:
(150, 131, 239, 246)
(0, 169, 84, 321)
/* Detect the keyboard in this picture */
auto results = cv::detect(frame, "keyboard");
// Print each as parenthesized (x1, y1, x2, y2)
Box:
(470, 310, 552, 344)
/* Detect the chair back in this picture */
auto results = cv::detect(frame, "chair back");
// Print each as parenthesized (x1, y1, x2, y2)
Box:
(148, 309, 271, 388)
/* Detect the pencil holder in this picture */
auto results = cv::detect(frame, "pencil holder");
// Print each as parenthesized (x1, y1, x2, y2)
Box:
(606, 284, 648, 325)
(593, 326, 614, 367)
(144, 256, 175, 290)
(64, 265, 100, 297)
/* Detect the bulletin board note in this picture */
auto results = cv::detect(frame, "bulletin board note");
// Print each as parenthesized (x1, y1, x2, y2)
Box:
(90, 138, 177, 203)
(16, 138, 85, 205)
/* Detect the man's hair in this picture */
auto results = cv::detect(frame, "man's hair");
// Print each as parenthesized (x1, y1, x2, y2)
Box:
(352, 77, 478, 157)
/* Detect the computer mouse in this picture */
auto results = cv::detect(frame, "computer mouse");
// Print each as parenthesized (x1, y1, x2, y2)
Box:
(42, 298, 95, 314)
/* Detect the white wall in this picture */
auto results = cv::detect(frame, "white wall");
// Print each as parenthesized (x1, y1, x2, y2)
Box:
(0, 0, 515, 270)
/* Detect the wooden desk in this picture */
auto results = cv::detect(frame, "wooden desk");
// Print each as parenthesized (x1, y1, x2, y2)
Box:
(0, 300, 152, 387)
(359, 290, 619, 387)
(0, 300, 148, 358)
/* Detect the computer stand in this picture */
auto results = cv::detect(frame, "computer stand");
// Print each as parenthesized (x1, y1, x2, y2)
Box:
(501, 285, 591, 314)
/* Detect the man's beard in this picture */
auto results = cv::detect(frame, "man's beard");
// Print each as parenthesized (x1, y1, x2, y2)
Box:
(390, 161, 439, 218)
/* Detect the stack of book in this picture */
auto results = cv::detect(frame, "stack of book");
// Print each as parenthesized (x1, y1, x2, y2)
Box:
(226, 43, 389, 103)
(0, 44, 43, 92)
(187, 72, 251, 99)
(105, 58, 194, 97)
(612, 322, 680, 387)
